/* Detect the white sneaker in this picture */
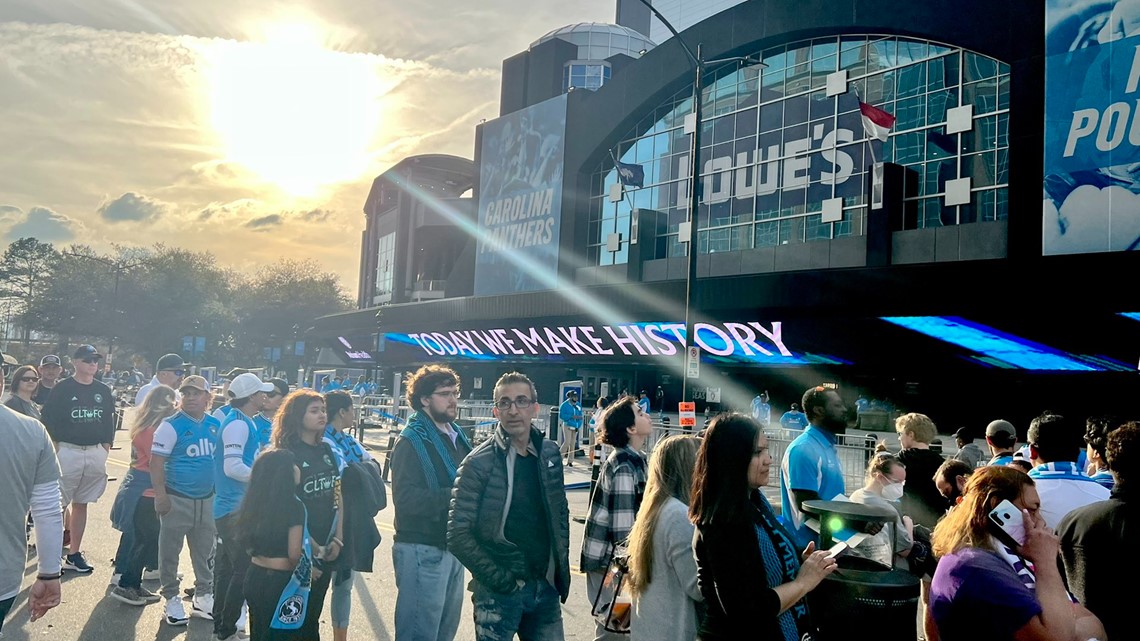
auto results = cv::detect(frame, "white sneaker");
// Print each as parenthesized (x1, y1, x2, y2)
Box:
(109, 573, 122, 587)
(163, 596, 188, 626)
(142, 569, 160, 581)
(235, 603, 249, 638)
(191, 593, 214, 620)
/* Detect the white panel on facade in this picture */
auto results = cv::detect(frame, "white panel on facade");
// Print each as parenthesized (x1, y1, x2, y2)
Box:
(609, 181, 624, 202)
(945, 177, 972, 206)
(821, 197, 844, 223)
(606, 232, 622, 252)
(946, 105, 974, 134)
(677, 220, 691, 240)
(826, 70, 848, 97)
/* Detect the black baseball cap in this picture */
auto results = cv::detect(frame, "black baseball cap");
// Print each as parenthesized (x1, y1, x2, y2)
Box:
(223, 368, 248, 379)
(72, 345, 102, 360)
(267, 378, 290, 396)
(40, 355, 62, 367)
(953, 427, 972, 441)
(156, 353, 189, 371)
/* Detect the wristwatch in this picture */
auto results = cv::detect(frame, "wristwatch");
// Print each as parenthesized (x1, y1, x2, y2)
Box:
(37, 571, 63, 580)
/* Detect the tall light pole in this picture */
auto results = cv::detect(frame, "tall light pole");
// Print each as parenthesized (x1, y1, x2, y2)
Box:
(64, 252, 145, 365)
(633, 0, 764, 401)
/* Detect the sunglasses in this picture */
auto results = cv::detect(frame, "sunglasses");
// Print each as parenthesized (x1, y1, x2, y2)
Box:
(20, 376, 40, 383)
(81, 357, 103, 364)
(164, 369, 187, 377)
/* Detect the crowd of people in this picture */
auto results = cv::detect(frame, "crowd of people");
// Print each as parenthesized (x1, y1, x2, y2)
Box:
(0, 346, 1133, 641)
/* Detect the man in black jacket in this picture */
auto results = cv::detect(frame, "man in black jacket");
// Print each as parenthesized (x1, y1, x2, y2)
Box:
(448, 372, 570, 641)
(390, 365, 472, 641)
(1058, 421, 1138, 641)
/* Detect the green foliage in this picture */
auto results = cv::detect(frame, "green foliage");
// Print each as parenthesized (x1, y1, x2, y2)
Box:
(11, 240, 352, 367)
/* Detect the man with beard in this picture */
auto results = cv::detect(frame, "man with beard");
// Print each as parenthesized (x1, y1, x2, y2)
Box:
(780, 386, 849, 546)
(32, 355, 63, 406)
(389, 365, 472, 641)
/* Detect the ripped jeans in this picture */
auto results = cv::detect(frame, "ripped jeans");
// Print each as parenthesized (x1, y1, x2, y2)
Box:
(471, 577, 564, 641)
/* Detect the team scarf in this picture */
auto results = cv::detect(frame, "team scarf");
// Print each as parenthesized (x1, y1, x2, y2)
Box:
(1027, 461, 1101, 484)
(753, 492, 813, 641)
(324, 425, 366, 464)
(401, 411, 471, 492)
(271, 500, 312, 630)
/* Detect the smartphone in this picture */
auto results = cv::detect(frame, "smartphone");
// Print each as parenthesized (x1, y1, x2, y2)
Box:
(987, 499, 1027, 547)
(826, 541, 848, 559)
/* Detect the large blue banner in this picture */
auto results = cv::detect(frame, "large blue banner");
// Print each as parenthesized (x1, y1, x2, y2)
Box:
(475, 95, 567, 295)
(1044, 1, 1140, 254)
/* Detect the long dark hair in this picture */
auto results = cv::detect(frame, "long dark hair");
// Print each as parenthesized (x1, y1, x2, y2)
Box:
(690, 413, 762, 526)
(236, 449, 300, 553)
(271, 390, 324, 450)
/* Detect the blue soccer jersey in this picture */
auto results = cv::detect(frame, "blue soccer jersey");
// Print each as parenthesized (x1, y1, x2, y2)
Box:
(213, 409, 259, 519)
(152, 411, 220, 499)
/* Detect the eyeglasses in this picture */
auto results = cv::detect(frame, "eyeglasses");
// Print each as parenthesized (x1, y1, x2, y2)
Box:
(432, 390, 459, 399)
(20, 376, 40, 383)
(495, 397, 534, 411)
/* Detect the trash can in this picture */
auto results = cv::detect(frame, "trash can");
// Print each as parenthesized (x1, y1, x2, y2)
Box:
(548, 406, 560, 442)
(802, 500, 920, 641)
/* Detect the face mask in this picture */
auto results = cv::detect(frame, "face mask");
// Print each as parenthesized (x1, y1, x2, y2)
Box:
(881, 479, 905, 501)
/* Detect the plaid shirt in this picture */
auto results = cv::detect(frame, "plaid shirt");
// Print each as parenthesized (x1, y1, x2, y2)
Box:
(580, 445, 648, 572)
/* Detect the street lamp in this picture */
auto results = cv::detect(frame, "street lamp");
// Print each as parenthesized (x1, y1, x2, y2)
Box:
(64, 252, 146, 365)
(634, 0, 765, 401)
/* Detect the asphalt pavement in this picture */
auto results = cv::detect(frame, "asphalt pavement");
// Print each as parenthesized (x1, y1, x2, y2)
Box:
(2, 429, 600, 641)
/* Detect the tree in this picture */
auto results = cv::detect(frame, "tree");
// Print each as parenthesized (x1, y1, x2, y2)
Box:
(0, 238, 60, 346)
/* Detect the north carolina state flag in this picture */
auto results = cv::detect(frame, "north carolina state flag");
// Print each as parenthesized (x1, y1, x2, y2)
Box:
(859, 101, 896, 142)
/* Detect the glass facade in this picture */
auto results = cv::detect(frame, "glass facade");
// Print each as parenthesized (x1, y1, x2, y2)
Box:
(587, 35, 1010, 266)
(374, 231, 396, 300)
(564, 61, 613, 91)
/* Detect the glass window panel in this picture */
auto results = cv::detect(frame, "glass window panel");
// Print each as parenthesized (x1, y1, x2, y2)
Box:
(892, 131, 924, 164)
(735, 108, 758, 137)
(869, 38, 898, 69)
(962, 115, 998, 152)
(780, 217, 804, 244)
(895, 95, 925, 131)
(963, 79, 998, 114)
(809, 92, 835, 120)
(927, 89, 958, 126)
(921, 197, 945, 228)
(926, 127, 958, 161)
(995, 187, 1009, 220)
(996, 148, 1009, 185)
(812, 55, 837, 88)
(963, 51, 999, 81)
(805, 214, 831, 241)
(763, 49, 789, 72)
(897, 40, 929, 65)
(812, 38, 838, 60)
(927, 159, 956, 193)
(903, 164, 924, 197)
(840, 44, 867, 77)
(927, 53, 960, 92)
(863, 71, 895, 104)
(973, 188, 997, 222)
(997, 75, 1010, 111)
(997, 112, 1009, 148)
(755, 221, 779, 248)
(761, 68, 786, 99)
(896, 63, 927, 99)
(962, 151, 996, 188)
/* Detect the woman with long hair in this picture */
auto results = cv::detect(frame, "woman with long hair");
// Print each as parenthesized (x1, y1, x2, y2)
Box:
(108, 385, 177, 606)
(929, 466, 1104, 641)
(581, 396, 653, 640)
(270, 390, 344, 640)
(848, 451, 914, 568)
(626, 435, 702, 641)
(237, 449, 306, 641)
(690, 413, 836, 641)
(4, 364, 42, 419)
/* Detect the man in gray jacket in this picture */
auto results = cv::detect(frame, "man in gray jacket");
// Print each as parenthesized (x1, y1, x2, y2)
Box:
(448, 372, 570, 641)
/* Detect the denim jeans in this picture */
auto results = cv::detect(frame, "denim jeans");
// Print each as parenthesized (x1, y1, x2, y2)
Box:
(392, 542, 465, 641)
(472, 578, 564, 641)
(330, 570, 354, 629)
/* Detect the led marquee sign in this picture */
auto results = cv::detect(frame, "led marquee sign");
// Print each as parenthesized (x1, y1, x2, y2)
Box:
(387, 321, 796, 362)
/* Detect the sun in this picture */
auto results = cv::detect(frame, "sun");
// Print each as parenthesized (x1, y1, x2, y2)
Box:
(201, 21, 388, 196)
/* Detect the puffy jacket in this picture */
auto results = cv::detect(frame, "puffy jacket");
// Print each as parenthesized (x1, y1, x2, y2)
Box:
(447, 424, 571, 601)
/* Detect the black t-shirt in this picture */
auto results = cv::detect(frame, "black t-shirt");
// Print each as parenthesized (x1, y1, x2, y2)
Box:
(40, 377, 116, 446)
(290, 441, 340, 544)
(503, 452, 552, 579)
(897, 447, 949, 528)
(249, 497, 305, 558)
(32, 382, 56, 406)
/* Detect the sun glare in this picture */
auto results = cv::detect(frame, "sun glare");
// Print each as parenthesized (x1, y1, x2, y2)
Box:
(202, 21, 388, 196)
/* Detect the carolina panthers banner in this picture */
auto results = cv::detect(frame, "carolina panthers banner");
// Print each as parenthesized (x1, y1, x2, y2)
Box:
(475, 94, 567, 296)
(1044, 1, 1140, 254)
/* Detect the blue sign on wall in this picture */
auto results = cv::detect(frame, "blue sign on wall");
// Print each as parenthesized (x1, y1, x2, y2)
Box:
(475, 94, 567, 295)
(1044, 1, 1140, 255)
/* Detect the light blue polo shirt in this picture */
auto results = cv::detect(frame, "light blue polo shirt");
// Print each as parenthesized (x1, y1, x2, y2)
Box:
(780, 425, 845, 546)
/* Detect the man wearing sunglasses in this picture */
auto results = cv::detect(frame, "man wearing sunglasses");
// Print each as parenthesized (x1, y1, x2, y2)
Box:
(135, 354, 189, 406)
(41, 345, 116, 574)
(448, 372, 570, 641)
(251, 378, 289, 450)
(33, 355, 63, 406)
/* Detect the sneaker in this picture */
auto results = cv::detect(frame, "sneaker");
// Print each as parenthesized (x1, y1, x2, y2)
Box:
(142, 569, 160, 581)
(110, 586, 146, 606)
(137, 585, 162, 603)
(110, 573, 122, 587)
(62, 552, 94, 574)
(235, 603, 248, 638)
(192, 594, 214, 620)
(164, 597, 189, 626)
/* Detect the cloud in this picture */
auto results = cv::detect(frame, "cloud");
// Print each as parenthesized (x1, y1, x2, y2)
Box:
(5, 206, 80, 242)
(244, 214, 283, 230)
(302, 208, 333, 222)
(97, 191, 173, 222)
(0, 204, 22, 223)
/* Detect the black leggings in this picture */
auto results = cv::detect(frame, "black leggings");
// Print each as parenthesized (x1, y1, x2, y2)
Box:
(244, 565, 300, 641)
(120, 497, 159, 589)
(0, 595, 16, 633)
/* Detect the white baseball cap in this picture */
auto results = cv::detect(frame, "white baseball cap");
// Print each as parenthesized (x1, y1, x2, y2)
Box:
(227, 372, 274, 400)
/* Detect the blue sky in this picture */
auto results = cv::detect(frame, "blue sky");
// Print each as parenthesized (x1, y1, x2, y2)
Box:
(0, 0, 612, 288)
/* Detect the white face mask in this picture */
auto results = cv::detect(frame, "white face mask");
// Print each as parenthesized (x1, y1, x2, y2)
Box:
(880, 479, 905, 501)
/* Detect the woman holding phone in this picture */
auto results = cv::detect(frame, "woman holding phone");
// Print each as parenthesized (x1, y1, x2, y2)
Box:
(929, 466, 1104, 641)
(690, 413, 836, 641)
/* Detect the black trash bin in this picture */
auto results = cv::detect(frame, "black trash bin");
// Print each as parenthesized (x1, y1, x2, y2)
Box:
(802, 500, 920, 641)
(548, 406, 559, 441)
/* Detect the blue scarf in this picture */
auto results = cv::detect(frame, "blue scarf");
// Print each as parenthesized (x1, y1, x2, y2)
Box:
(400, 411, 471, 492)
(1028, 461, 1100, 484)
(752, 491, 811, 641)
